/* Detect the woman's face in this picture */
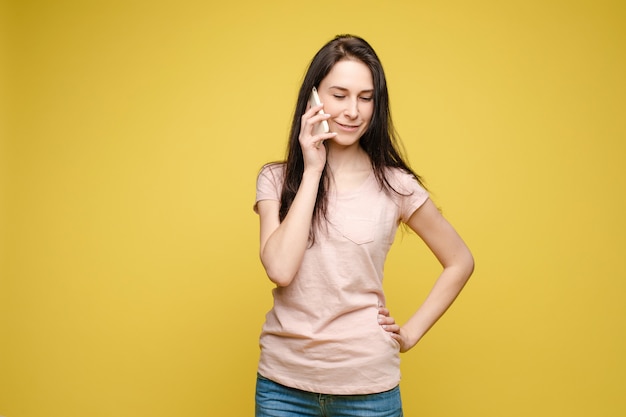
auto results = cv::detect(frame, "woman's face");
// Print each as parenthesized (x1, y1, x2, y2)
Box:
(317, 59, 374, 147)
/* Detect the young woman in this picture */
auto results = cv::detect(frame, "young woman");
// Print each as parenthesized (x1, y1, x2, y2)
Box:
(254, 34, 474, 417)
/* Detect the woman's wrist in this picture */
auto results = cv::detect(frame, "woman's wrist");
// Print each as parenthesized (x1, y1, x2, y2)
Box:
(301, 168, 324, 182)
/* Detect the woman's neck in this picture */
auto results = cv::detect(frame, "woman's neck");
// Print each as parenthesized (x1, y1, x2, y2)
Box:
(325, 143, 372, 193)
(326, 143, 370, 175)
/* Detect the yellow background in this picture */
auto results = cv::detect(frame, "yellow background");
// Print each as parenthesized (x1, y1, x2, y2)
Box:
(2, 0, 625, 416)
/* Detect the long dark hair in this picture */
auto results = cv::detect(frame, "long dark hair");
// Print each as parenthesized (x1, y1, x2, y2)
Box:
(279, 34, 425, 241)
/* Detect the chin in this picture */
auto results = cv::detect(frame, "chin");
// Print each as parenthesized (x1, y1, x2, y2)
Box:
(329, 134, 361, 147)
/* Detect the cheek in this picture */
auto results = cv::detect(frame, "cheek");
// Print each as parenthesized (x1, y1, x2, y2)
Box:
(323, 102, 342, 117)
(362, 105, 374, 123)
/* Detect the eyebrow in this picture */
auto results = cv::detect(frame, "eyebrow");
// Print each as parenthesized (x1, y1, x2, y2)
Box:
(329, 86, 374, 94)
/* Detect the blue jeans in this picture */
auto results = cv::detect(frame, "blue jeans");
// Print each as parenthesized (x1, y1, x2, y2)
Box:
(255, 374, 404, 417)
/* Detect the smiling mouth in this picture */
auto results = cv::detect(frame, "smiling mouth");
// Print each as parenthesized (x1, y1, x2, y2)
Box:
(337, 122, 360, 130)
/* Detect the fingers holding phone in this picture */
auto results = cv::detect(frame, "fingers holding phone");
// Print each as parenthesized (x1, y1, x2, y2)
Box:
(299, 88, 336, 172)
(309, 87, 330, 138)
(300, 87, 336, 155)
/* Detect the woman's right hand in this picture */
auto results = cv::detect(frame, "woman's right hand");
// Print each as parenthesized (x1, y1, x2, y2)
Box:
(299, 103, 336, 173)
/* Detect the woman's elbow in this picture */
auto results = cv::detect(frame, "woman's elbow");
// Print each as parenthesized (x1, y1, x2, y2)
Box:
(262, 261, 297, 287)
(462, 250, 475, 281)
(268, 272, 296, 287)
(448, 248, 474, 285)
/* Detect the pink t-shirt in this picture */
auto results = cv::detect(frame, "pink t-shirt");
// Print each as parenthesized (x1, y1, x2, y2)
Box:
(254, 163, 429, 395)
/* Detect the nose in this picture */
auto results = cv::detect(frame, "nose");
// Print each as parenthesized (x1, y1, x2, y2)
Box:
(344, 98, 358, 119)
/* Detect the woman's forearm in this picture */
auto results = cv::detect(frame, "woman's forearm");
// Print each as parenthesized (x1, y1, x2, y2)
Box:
(401, 255, 474, 352)
(260, 170, 322, 286)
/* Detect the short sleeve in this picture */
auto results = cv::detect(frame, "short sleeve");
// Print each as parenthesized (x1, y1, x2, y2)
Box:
(390, 169, 429, 223)
(254, 163, 285, 213)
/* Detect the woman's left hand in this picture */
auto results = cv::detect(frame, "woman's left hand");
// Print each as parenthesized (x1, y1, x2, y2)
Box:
(378, 306, 412, 353)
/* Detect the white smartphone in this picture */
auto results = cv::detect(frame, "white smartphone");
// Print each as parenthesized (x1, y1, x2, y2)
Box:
(309, 87, 330, 135)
